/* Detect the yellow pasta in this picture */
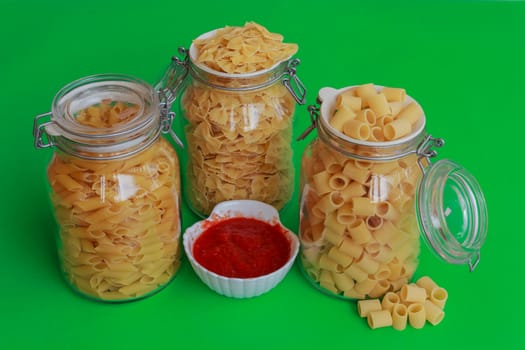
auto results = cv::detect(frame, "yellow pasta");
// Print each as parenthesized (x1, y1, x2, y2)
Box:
(299, 85, 426, 299)
(48, 101, 181, 302)
(357, 299, 382, 317)
(392, 303, 408, 331)
(407, 303, 426, 329)
(326, 84, 424, 142)
(367, 310, 393, 329)
(193, 22, 298, 74)
(400, 283, 427, 303)
(182, 80, 295, 216)
(424, 300, 445, 326)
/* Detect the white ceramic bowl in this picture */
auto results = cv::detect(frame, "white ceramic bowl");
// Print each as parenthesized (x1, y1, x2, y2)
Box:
(183, 200, 299, 298)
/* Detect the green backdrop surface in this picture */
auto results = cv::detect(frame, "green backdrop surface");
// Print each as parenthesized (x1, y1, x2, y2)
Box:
(1, 0, 522, 349)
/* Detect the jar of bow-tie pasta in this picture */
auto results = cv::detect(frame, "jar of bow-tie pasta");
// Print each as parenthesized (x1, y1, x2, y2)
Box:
(156, 22, 306, 217)
(297, 84, 488, 300)
(33, 74, 182, 302)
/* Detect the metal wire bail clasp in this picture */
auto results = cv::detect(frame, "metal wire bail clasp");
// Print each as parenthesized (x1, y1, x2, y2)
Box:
(156, 47, 189, 148)
(33, 112, 54, 149)
(416, 134, 445, 173)
(283, 58, 307, 105)
(297, 102, 320, 141)
(155, 47, 190, 108)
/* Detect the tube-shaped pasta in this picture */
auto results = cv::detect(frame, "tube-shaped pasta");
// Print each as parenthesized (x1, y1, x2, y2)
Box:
(381, 291, 400, 312)
(347, 219, 373, 244)
(313, 191, 345, 217)
(400, 284, 427, 303)
(355, 254, 380, 275)
(312, 171, 332, 195)
(319, 254, 343, 273)
(382, 87, 406, 102)
(324, 212, 346, 235)
(327, 246, 354, 268)
(335, 204, 356, 225)
(342, 162, 370, 184)
(424, 300, 445, 326)
(344, 263, 368, 283)
(356, 109, 377, 125)
(355, 83, 377, 102)
(350, 197, 376, 216)
(357, 298, 382, 317)
(368, 279, 390, 298)
(328, 172, 349, 191)
(376, 201, 400, 221)
(324, 227, 344, 247)
(319, 270, 338, 293)
(330, 107, 356, 131)
(407, 303, 426, 329)
(416, 276, 439, 295)
(430, 287, 448, 309)
(392, 303, 408, 331)
(339, 237, 363, 258)
(367, 310, 393, 329)
(320, 151, 343, 174)
(366, 93, 390, 117)
(333, 272, 355, 292)
(384, 119, 412, 141)
(343, 119, 371, 140)
(354, 276, 378, 295)
(336, 90, 361, 111)
(396, 101, 423, 125)
(340, 182, 366, 201)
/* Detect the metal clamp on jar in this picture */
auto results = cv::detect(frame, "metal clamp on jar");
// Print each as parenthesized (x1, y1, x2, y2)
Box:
(297, 85, 488, 300)
(156, 26, 307, 217)
(33, 74, 183, 302)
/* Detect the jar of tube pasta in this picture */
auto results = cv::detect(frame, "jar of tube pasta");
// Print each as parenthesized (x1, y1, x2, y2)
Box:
(156, 22, 306, 217)
(33, 74, 182, 302)
(297, 84, 488, 300)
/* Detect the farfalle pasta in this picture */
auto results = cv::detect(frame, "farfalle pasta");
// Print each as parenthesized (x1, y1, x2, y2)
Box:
(181, 23, 299, 216)
(193, 22, 298, 74)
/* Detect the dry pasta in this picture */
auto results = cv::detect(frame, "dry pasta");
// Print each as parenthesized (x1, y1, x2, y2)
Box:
(49, 101, 181, 301)
(182, 23, 298, 216)
(193, 22, 298, 74)
(329, 84, 424, 142)
(356, 276, 448, 330)
(299, 137, 422, 298)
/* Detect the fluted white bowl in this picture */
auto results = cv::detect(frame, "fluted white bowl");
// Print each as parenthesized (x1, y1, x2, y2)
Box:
(183, 200, 299, 298)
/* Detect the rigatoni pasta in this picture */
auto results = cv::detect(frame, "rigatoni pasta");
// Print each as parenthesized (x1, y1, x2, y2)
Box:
(48, 101, 181, 301)
(356, 276, 448, 330)
(299, 83, 426, 300)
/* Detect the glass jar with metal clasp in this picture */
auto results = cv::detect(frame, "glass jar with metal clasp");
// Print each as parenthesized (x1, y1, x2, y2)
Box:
(156, 29, 307, 218)
(33, 74, 183, 302)
(296, 85, 488, 300)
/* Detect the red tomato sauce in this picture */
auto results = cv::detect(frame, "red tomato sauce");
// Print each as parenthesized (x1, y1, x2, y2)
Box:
(193, 217, 291, 278)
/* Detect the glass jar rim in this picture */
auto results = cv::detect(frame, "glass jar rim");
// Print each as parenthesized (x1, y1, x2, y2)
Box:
(46, 73, 161, 160)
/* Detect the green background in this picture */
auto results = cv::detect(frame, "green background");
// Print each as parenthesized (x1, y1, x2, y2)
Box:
(1, 0, 523, 349)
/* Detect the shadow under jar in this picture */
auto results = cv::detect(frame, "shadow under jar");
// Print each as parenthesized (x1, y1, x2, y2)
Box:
(156, 31, 306, 218)
(297, 86, 488, 300)
(33, 74, 182, 302)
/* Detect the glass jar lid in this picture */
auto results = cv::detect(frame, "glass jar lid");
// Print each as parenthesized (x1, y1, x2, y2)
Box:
(416, 159, 488, 271)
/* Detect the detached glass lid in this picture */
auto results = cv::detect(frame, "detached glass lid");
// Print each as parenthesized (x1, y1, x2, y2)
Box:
(416, 159, 488, 271)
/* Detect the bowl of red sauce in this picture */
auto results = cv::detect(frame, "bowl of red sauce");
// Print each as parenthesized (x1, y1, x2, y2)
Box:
(183, 200, 300, 298)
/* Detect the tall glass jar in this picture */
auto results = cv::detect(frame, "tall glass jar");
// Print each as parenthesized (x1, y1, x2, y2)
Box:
(297, 86, 488, 300)
(156, 34, 306, 217)
(33, 74, 182, 302)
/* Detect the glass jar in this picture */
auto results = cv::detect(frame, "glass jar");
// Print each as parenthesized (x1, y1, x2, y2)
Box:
(156, 35, 306, 217)
(33, 74, 182, 302)
(297, 86, 488, 300)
